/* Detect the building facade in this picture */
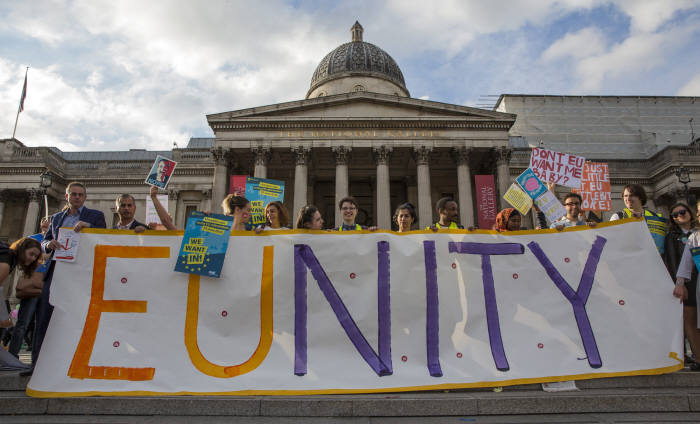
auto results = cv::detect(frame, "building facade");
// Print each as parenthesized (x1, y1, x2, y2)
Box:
(1, 23, 700, 244)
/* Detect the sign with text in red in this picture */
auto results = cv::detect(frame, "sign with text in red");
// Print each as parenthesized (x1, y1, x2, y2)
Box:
(574, 162, 611, 211)
(475, 175, 497, 230)
(229, 175, 248, 195)
(528, 148, 585, 189)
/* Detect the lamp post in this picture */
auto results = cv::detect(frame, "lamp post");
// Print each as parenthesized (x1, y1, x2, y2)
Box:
(39, 169, 53, 190)
(676, 166, 692, 205)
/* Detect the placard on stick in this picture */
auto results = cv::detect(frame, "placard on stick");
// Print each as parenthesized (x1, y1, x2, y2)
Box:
(145, 155, 177, 189)
(528, 147, 585, 189)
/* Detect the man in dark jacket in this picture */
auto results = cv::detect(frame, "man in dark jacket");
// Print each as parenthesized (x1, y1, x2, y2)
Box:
(113, 194, 147, 231)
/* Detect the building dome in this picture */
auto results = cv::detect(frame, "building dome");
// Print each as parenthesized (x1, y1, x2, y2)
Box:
(307, 22, 410, 98)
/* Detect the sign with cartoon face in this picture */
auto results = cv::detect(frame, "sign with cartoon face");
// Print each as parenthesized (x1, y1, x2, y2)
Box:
(145, 156, 177, 189)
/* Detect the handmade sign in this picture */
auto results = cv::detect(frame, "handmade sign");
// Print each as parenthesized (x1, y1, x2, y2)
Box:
(145, 156, 177, 189)
(574, 162, 611, 211)
(53, 229, 80, 263)
(503, 183, 532, 215)
(529, 147, 585, 189)
(245, 177, 285, 227)
(475, 175, 497, 230)
(28, 221, 682, 397)
(534, 190, 567, 225)
(145, 194, 168, 225)
(515, 169, 547, 200)
(174, 211, 233, 278)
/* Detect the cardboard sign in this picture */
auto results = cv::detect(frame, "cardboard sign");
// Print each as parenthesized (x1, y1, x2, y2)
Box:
(534, 190, 567, 225)
(503, 183, 533, 216)
(145, 195, 168, 225)
(28, 222, 683, 396)
(245, 177, 285, 228)
(145, 156, 177, 189)
(174, 211, 233, 278)
(528, 148, 585, 189)
(475, 175, 497, 230)
(574, 162, 611, 211)
(516, 169, 547, 200)
(53, 229, 80, 262)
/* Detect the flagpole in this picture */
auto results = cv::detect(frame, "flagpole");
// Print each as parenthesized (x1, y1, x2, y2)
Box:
(11, 67, 28, 140)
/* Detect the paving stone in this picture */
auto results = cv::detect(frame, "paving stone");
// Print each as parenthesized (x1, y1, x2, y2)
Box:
(46, 397, 260, 416)
(260, 397, 354, 416)
(351, 394, 478, 416)
(0, 392, 48, 414)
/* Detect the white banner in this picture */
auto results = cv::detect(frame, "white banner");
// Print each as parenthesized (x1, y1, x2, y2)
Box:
(27, 220, 683, 397)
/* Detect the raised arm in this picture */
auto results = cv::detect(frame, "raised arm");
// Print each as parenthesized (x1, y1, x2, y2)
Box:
(150, 186, 176, 230)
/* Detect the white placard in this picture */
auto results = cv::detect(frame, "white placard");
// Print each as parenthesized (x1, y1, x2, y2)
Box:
(534, 190, 568, 225)
(53, 229, 80, 263)
(529, 147, 586, 189)
(145, 195, 168, 225)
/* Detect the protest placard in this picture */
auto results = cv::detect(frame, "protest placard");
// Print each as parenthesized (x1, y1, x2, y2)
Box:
(534, 190, 567, 225)
(230, 175, 248, 195)
(145, 194, 168, 225)
(245, 177, 285, 228)
(174, 211, 233, 278)
(145, 155, 177, 189)
(645, 214, 667, 254)
(503, 183, 533, 215)
(54, 229, 80, 262)
(574, 162, 611, 211)
(475, 175, 497, 230)
(529, 147, 585, 189)
(515, 168, 547, 200)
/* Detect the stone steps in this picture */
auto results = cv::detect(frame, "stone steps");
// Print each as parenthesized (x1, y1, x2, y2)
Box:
(2, 371, 700, 419)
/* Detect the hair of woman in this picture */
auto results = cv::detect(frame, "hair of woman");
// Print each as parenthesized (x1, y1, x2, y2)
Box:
(265, 201, 290, 228)
(9, 237, 42, 277)
(221, 194, 250, 216)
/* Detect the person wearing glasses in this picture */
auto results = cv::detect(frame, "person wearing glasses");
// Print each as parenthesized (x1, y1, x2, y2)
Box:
(551, 192, 589, 230)
(666, 202, 700, 369)
(333, 196, 377, 231)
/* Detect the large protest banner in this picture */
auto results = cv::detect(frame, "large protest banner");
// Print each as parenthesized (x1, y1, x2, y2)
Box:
(27, 220, 682, 397)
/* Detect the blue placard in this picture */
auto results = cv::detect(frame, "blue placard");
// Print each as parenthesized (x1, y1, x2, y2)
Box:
(245, 177, 285, 228)
(692, 246, 700, 274)
(516, 168, 548, 200)
(644, 214, 667, 254)
(174, 211, 233, 278)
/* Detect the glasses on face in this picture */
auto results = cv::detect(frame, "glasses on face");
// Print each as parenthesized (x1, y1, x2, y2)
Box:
(341, 207, 356, 211)
(564, 202, 581, 207)
(671, 210, 688, 218)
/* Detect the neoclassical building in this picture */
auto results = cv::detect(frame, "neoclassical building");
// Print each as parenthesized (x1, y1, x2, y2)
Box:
(1, 22, 700, 244)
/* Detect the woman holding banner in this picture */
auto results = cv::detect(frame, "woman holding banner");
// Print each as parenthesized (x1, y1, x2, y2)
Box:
(393, 202, 417, 232)
(671, 202, 700, 368)
(295, 205, 325, 230)
(493, 208, 522, 232)
(257, 201, 290, 231)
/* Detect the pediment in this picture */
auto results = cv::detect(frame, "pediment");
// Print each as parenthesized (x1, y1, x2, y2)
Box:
(207, 92, 515, 124)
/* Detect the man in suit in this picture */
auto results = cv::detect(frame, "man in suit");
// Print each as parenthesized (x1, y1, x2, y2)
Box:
(24, 182, 106, 375)
(113, 194, 147, 231)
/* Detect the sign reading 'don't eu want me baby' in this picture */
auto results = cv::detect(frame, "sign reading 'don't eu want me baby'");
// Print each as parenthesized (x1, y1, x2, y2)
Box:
(174, 211, 233, 278)
(528, 147, 585, 189)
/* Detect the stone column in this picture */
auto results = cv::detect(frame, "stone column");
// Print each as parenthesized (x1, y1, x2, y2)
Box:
(495, 147, 512, 210)
(333, 146, 351, 227)
(202, 189, 212, 212)
(373, 146, 392, 229)
(452, 147, 474, 228)
(211, 147, 229, 213)
(253, 146, 271, 179)
(0, 190, 8, 232)
(413, 146, 433, 229)
(292, 146, 310, 220)
(168, 190, 178, 226)
(23, 189, 41, 236)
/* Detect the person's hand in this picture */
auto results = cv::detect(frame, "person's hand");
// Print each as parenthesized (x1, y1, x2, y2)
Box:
(673, 284, 688, 302)
(368, 226, 378, 232)
(254, 226, 264, 234)
(47, 239, 62, 251)
(546, 181, 556, 193)
(133, 225, 147, 233)
(587, 222, 597, 228)
(40, 217, 50, 233)
(429, 225, 438, 232)
(467, 226, 476, 231)
(150, 185, 159, 198)
(555, 224, 565, 231)
(73, 221, 90, 232)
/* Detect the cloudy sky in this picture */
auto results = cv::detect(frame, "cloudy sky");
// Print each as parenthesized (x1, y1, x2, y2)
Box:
(1, 0, 699, 152)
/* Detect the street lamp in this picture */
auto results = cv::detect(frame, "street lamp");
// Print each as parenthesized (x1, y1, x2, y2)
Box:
(676, 166, 692, 204)
(39, 169, 53, 189)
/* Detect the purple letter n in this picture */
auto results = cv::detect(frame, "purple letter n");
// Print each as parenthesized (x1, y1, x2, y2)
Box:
(294, 242, 392, 376)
